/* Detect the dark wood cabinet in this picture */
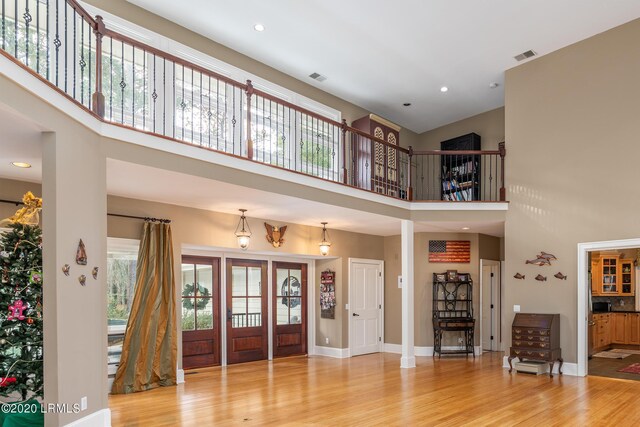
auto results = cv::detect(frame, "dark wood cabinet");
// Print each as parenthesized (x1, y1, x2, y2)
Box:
(351, 114, 401, 197)
(508, 313, 563, 377)
(440, 133, 481, 201)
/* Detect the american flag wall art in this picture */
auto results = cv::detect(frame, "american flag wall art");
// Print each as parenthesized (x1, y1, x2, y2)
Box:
(428, 240, 471, 263)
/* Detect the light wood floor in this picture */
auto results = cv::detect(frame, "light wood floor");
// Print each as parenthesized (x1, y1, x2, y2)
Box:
(109, 352, 640, 426)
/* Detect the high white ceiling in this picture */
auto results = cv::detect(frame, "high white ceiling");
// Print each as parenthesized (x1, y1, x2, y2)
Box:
(0, 104, 43, 184)
(127, 0, 640, 133)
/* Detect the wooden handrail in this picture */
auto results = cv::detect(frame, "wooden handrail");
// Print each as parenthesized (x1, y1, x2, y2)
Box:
(66, 0, 97, 27)
(103, 29, 248, 90)
(412, 149, 501, 156)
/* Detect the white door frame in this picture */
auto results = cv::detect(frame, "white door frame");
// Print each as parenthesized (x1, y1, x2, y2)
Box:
(577, 237, 640, 377)
(348, 258, 384, 356)
(479, 259, 501, 352)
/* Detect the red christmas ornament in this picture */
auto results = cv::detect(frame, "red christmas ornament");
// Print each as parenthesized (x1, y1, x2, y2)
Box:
(8, 300, 26, 321)
(27, 317, 34, 325)
(0, 377, 17, 387)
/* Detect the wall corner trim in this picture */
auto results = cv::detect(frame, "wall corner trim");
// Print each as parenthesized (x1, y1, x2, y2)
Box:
(63, 408, 112, 427)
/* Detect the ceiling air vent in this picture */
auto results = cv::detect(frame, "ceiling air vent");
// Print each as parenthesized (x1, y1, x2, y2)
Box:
(514, 50, 537, 61)
(309, 72, 327, 82)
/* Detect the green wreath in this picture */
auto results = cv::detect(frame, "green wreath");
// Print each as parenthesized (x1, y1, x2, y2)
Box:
(182, 282, 211, 310)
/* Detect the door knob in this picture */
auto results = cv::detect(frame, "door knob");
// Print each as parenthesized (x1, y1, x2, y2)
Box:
(227, 308, 232, 321)
(352, 313, 360, 317)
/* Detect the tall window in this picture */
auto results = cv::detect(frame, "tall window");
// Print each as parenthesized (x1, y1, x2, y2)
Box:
(107, 238, 139, 334)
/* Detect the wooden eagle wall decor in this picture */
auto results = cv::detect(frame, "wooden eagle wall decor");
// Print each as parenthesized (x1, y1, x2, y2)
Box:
(264, 223, 287, 248)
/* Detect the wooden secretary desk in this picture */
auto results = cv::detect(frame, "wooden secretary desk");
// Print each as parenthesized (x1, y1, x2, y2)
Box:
(351, 114, 401, 197)
(508, 313, 563, 377)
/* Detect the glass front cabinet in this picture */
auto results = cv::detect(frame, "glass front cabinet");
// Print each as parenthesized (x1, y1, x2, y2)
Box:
(592, 254, 635, 296)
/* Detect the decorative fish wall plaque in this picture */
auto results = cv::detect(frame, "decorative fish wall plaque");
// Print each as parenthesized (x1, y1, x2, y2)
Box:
(538, 252, 557, 261)
(513, 273, 525, 280)
(535, 274, 547, 282)
(526, 257, 551, 266)
(76, 239, 87, 265)
(92, 266, 99, 280)
(62, 264, 70, 276)
(554, 272, 567, 280)
(78, 274, 87, 286)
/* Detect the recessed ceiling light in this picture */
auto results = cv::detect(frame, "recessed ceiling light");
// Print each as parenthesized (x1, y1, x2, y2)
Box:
(11, 162, 31, 168)
(462, 227, 470, 230)
(253, 23, 265, 32)
(440, 86, 448, 93)
(403, 102, 411, 107)
(489, 82, 499, 89)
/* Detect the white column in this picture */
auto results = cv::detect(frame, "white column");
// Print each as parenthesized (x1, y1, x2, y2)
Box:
(400, 219, 416, 368)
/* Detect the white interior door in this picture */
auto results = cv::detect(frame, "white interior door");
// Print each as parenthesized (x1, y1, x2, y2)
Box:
(350, 259, 383, 356)
(481, 260, 500, 351)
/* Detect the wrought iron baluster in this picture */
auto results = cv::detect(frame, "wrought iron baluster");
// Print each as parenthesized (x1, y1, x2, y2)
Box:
(199, 71, 202, 146)
(152, 53, 156, 132)
(142, 48, 146, 129)
(36, 0, 40, 73)
(132, 45, 135, 127)
(181, 65, 185, 140)
(238, 85, 242, 155)
(88, 18, 92, 110)
(2, 0, 5, 51)
(14, 0, 17, 58)
(120, 40, 124, 123)
(207, 75, 211, 148)
(108, 37, 113, 120)
(72, 8, 76, 99)
(190, 67, 194, 143)
(64, 0, 67, 93)
(215, 78, 219, 149)
(80, 15, 84, 105)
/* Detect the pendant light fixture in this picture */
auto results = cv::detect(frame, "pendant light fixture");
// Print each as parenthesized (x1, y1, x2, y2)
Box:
(235, 209, 252, 250)
(319, 222, 331, 256)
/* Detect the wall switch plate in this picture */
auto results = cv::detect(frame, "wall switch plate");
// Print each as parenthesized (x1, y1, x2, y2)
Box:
(398, 275, 402, 288)
(80, 396, 87, 411)
(345, 303, 349, 310)
(514, 305, 521, 313)
(325, 337, 329, 344)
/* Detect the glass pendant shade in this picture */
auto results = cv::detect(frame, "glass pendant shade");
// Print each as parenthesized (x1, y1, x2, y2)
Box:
(319, 222, 331, 256)
(235, 209, 252, 250)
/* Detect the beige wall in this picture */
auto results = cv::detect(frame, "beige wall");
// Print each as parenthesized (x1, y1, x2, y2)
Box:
(504, 18, 640, 363)
(107, 195, 384, 352)
(83, 0, 420, 148)
(417, 107, 505, 151)
(385, 232, 481, 347)
(479, 234, 501, 261)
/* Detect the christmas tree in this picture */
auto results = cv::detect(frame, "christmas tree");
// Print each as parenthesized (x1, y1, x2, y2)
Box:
(0, 192, 43, 401)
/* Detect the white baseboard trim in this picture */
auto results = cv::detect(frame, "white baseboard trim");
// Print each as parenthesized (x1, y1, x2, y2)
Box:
(64, 408, 111, 427)
(313, 346, 350, 358)
(384, 343, 481, 357)
(177, 369, 185, 384)
(502, 356, 577, 376)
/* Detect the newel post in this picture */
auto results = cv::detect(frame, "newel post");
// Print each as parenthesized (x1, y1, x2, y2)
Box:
(407, 146, 414, 201)
(499, 141, 506, 201)
(246, 80, 254, 160)
(91, 16, 105, 118)
(341, 119, 348, 184)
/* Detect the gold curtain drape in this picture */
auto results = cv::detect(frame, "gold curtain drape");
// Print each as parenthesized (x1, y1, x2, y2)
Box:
(111, 222, 177, 394)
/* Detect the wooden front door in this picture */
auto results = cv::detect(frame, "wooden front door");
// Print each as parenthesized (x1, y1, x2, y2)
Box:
(273, 262, 307, 358)
(181, 256, 220, 369)
(226, 259, 268, 364)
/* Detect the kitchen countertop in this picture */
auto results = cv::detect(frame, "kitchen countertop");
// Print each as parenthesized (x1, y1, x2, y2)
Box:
(593, 310, 640, 314)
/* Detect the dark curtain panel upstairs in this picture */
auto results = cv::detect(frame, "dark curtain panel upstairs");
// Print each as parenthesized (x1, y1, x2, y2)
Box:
(111, 222, 177, 394)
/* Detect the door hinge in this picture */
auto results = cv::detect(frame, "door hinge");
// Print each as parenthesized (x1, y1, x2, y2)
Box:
(379, 272, 382, 277)
(490, 304, 494, 309)
(379, 304, 382, 309)
(491, 335, 494, 340)
(379, 337, 381, 342)
(490, 273, 494, 277)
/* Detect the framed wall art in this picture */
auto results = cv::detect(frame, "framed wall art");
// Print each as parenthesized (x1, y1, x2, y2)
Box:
(320, 270, 336, 319)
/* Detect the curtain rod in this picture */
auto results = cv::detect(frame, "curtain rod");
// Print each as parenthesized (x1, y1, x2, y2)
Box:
(108, 213, 171, 224)
(1, 200, 171, 223)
